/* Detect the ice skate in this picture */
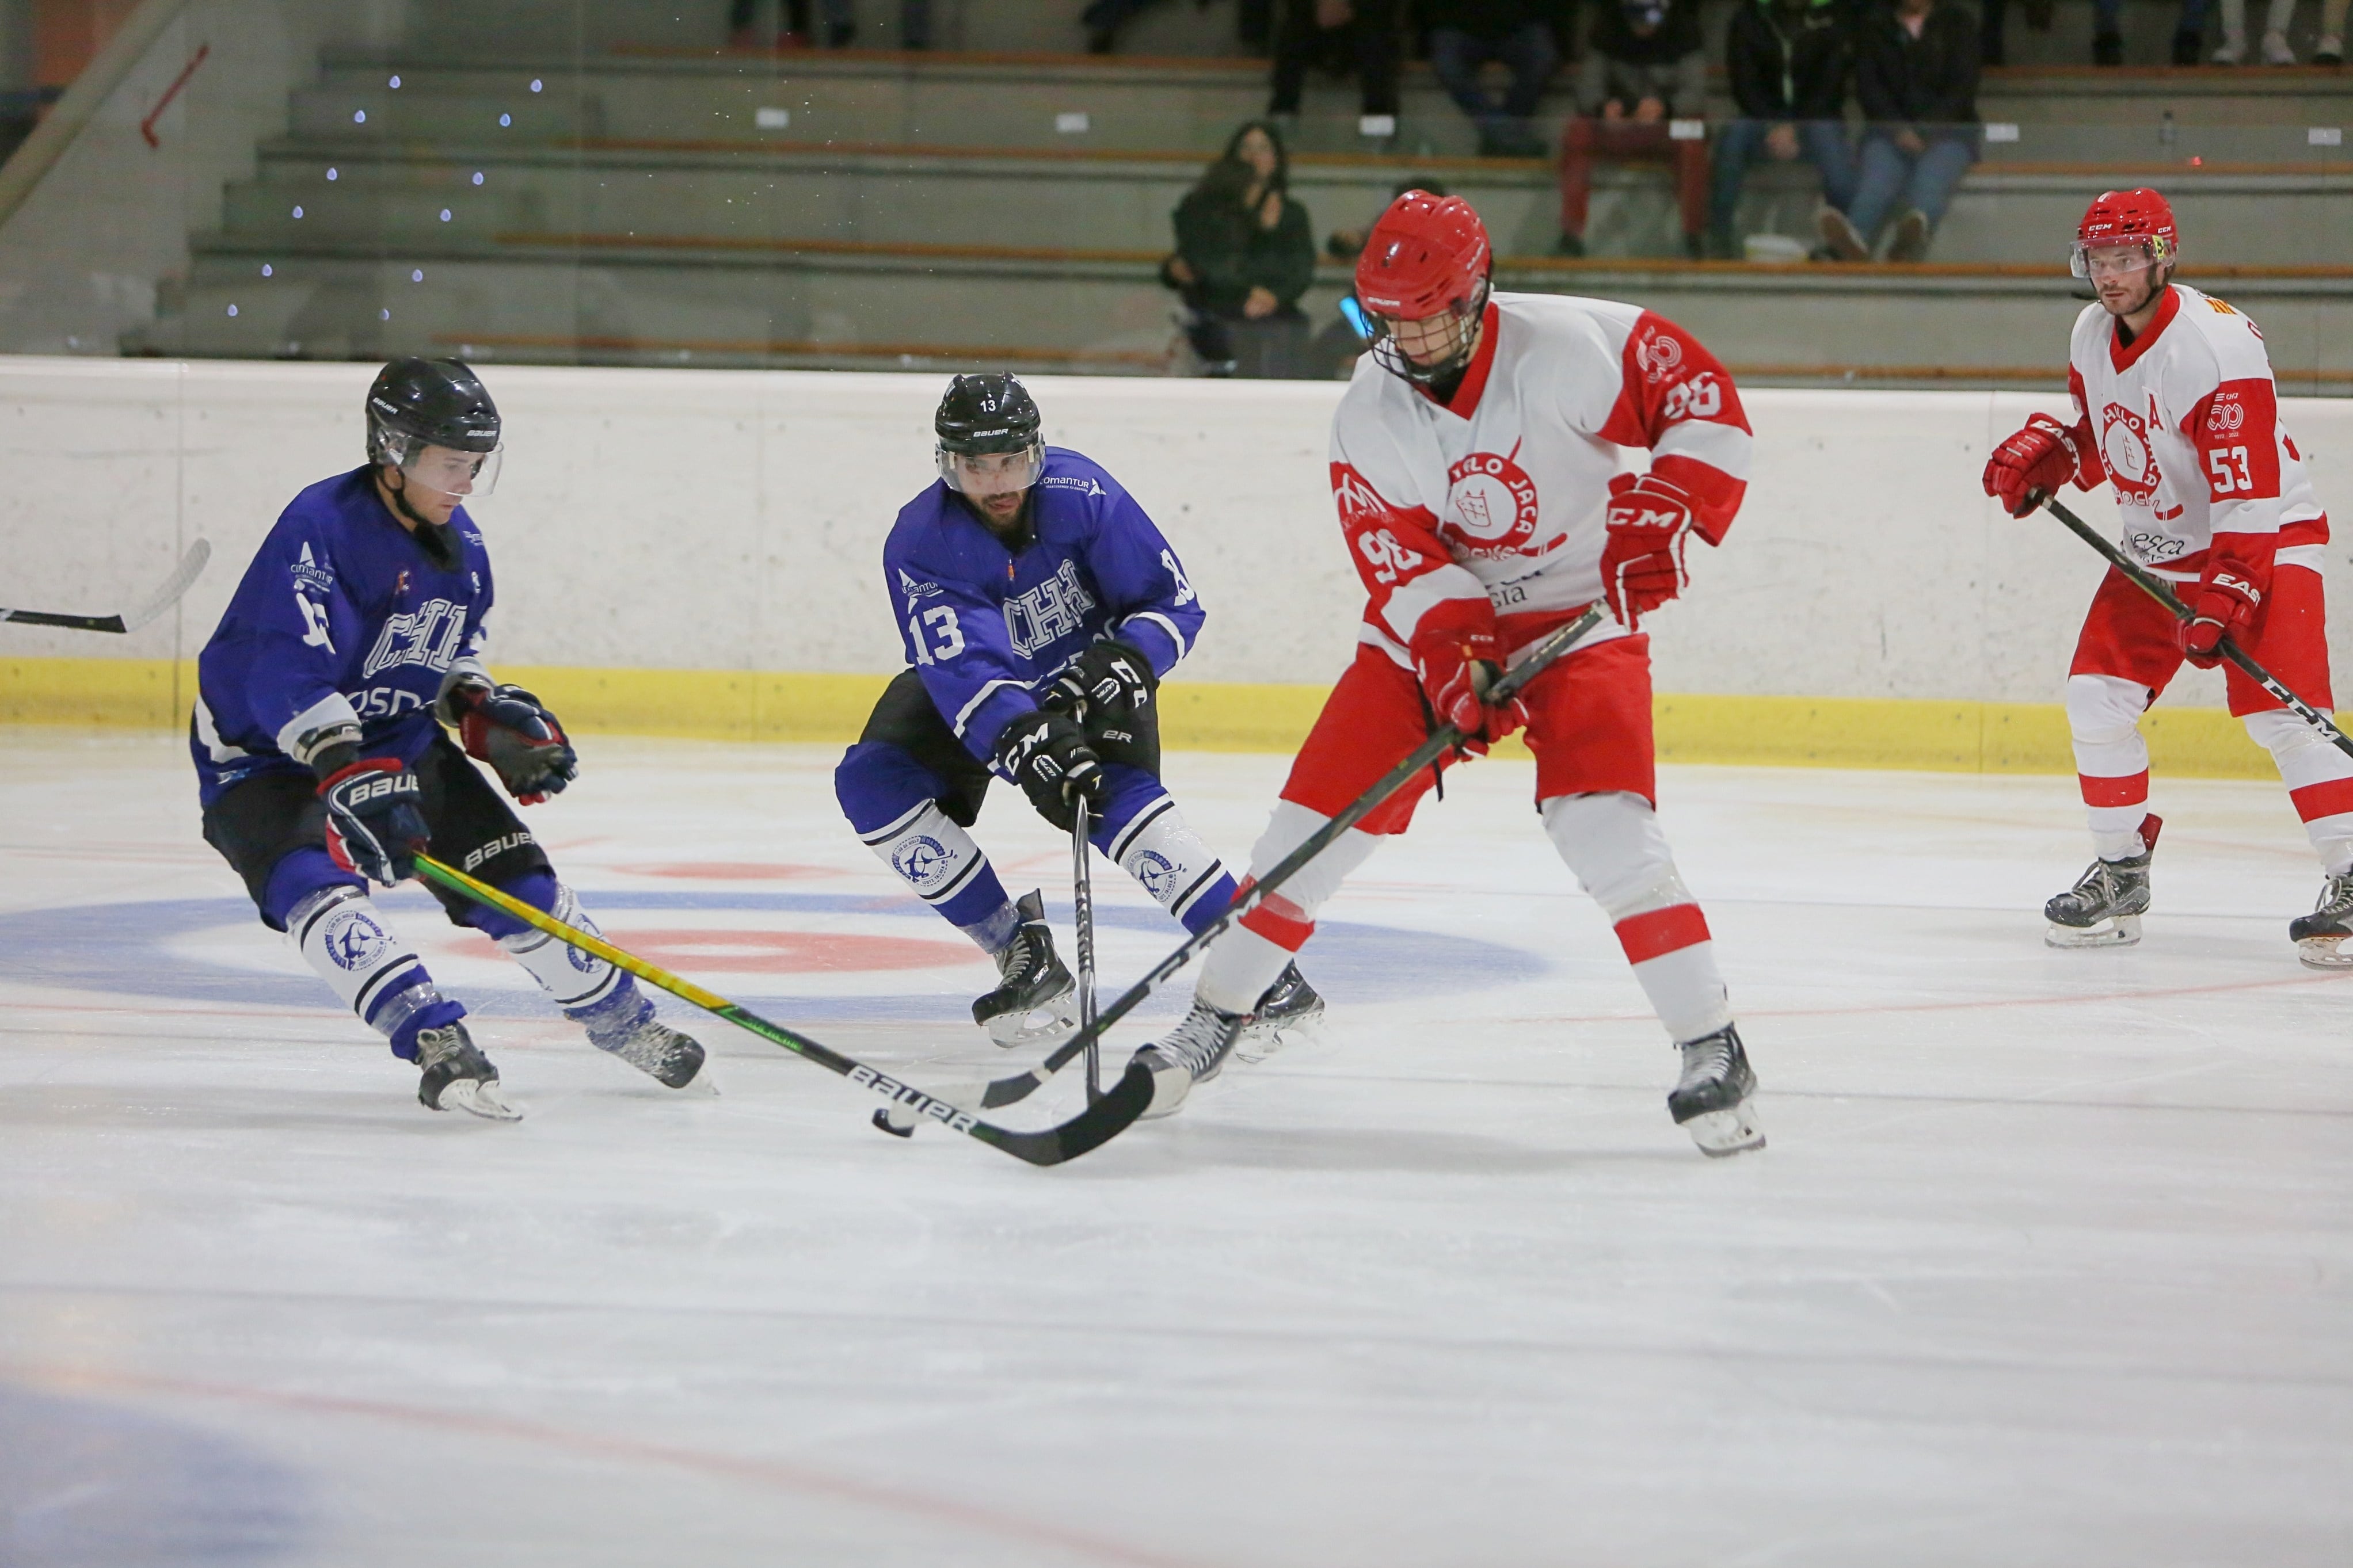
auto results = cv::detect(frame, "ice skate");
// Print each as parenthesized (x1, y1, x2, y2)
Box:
(973, 890, 1078, 1048)
(1233, 963, 1325, 1065)
(1130, 995, 1247, 1119)
(2044, 815, 2160, 948)
(414, 1022, 521, 1120)
(1667, 1024, 1764, 1158)
(582, 990, 714, 1092)
(2289, 872, 2353, 970)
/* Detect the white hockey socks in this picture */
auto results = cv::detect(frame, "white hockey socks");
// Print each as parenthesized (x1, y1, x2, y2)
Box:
(1543, 792, 1732, 1044)
(855, 799, 1012, 953)
(1105, 796, 1231, 928)
(1195, 800, 1380, 1016)
(498, 882, 627, 1013)
(289, 884, 450, 1053)
(2066, 673, 2157, 860)
(2247, 707, 2353, 875)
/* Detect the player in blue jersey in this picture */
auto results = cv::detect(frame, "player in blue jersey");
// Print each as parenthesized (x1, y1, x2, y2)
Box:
(192, 359, 710, 1119)
(835, 373, 1320, 1054)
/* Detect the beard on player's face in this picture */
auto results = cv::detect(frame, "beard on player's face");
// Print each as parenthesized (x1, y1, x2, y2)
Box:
(2095, 262, 2168, 320)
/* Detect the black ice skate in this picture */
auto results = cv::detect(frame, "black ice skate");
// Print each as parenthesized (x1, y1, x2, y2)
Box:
(2289, 872, 2353, 970)
(2045, 814, 2160, 949)
(1233, 963, 1326, 1065)
(414, 1022, 521, 1121)
(587, 1000, 714, 1092)
(973, 890, 1078, 1048)
(1130, 995, 1248, 1119)
(1669, 1024, 1763, 1157)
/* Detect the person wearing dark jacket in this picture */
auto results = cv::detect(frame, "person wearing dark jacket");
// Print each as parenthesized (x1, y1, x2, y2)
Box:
(1708, 0, 1856, 260)
(1162, 121, 1319, 377)
(1828, 0, 1979, 262)
(1557, 0, 1709, 257)
(1425, 0, 1566, 158)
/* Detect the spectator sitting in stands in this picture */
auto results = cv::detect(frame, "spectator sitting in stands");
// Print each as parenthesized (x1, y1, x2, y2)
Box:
(2214, 0, 2299, 62)
(1161, 121, 1319, 377)
(1556, 0, 1709, 258)
(1710, 0, 1856, 261)
(1269, 0, 1405, 149)
(1424, 0, 1564, 158)
(1827, 0, 1978, 263)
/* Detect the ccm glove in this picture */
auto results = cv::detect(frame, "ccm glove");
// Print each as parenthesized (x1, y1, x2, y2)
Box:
(1410, 600, 1529, 742)
(1600, 472, 1696, 629)
(1983, 413, 2085, 518)
(992, 708, 1103, 833)
(441, 679, 578, 804)
(2181, 559, 2264, 669)
(1045, 638, 1158, 722)
(317, 757, 431, 886)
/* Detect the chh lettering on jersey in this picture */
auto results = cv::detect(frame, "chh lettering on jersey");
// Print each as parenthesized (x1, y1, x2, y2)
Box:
(360, 598, 473, 679)
(1002, 559, 1098, 659)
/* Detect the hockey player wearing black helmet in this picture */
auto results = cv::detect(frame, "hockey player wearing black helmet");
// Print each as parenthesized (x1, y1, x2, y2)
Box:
(932, 370, 1046, 536)
(186, 358, 712, 1119)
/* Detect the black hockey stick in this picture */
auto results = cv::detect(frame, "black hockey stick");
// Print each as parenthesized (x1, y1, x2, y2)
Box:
(2033, 491, 2353, 761)
(1, 539, 211, 632)
(981, 601, 1610, 1109)
(413, 854, 1152, 1166)
(1071, 795, 1103, 1104)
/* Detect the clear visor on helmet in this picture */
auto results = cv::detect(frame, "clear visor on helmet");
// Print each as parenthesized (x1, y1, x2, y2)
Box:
(936, 440, 1044, 496)
(2069, 235, 2173, 280)
(1364, 281, 1488, 385)
(378, 430, 502, 501)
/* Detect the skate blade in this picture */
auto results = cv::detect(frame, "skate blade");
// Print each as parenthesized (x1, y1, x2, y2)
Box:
(2046, 914, 2142, 949)
(985, 998, 1081, 1050)
(437, 1079, 523, 1121)
(2295, 934, 2353, 971)
(1683, 1101, 1764, 1158)
(667, 1059, 722, 1096)
(1233, 1006, 1326, 1067)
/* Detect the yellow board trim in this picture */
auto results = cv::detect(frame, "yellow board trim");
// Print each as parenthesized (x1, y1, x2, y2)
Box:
(2, 656, 2279, 779)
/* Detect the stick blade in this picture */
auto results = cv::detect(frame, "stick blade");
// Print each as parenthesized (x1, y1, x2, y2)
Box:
(123, 538, 211, 631)
(974, 1059, 1153, 1166)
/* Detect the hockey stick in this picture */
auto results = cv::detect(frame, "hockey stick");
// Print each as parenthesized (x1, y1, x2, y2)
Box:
(0, 538, 211, 632)
(2034, 491, 2353, 761)
(1071, 794, 1102, 1104)
(412, 853, 1152, 1166)
(981, 601, 1610, 1109)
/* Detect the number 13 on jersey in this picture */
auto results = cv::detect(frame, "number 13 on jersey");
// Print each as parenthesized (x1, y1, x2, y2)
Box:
(907, 605, 964, 665)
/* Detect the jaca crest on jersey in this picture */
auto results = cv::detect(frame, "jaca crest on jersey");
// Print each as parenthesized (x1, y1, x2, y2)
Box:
(2099, 399, 2162, 503)
(1441, 444, 1540, 559)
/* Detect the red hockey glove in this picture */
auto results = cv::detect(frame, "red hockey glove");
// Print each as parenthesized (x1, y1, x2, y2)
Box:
(1983, 413, 2085, 518)
(1600, 472, 1696, 629)
(2180, 559, 2263, 669)
(317, 757, 430, 886)
(443, 681, 579, 804)
(1410, 601, 1529, 742)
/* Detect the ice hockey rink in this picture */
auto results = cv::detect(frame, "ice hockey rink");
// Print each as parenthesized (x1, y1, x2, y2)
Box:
(1, 730, 2346, 1567)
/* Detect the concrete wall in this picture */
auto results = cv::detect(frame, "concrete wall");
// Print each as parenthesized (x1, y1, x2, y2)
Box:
(4, 358, 2348, 713)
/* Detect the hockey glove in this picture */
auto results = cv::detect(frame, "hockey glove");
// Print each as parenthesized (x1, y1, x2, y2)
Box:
(1410, 600, 1529, 742)
(2180, 559, 2263, 669)
(1044, 638, 1158, 723)
(1600, 472, 1696, 629)
(1983, 413, 2085, 518)
(443, 681, 579, 804)
(992, 708, 1103, 833)
(318, 757, 431, 886)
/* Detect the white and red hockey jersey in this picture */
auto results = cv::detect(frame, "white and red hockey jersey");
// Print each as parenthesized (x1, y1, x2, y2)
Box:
(1328, 291, 1752, 664)
(2061, 283, 2327, 583)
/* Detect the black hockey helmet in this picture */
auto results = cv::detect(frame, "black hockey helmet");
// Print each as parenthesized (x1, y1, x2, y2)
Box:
(934, 372, 1044, 494)
(365, 357, 502, 501)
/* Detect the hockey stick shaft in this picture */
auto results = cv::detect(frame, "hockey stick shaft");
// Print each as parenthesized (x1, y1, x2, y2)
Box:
(412, 854, 1151, 1165)
(984, 602, 1609, 1108)
(2035, 492, 2353, 761)
(1071, 795, 1101, 1104)
(0, 538, 210, 634)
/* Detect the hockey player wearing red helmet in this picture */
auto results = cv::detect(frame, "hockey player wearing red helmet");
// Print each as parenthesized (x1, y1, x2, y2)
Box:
(1984, 189, 2352, 961)
(1129, 192, 1766, 1157)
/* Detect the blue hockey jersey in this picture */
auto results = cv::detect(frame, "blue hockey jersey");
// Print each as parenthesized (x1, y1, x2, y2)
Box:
(884, 447, 1205, 761)
(191, 467, 493, 804)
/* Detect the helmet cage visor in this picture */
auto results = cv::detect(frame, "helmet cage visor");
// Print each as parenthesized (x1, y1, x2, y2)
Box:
(371, 425, 504, 501)
(1364, 278, 1490, 386)
(936, 438, 1044, 496)
(2070, 233, 2174, 280)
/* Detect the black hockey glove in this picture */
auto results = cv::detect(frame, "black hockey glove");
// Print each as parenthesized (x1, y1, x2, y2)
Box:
(442, 680, 579, 804)
(992, 708, 1103, 833)
(317, 756, 431, 886)
(1044, 638, 1158, 724)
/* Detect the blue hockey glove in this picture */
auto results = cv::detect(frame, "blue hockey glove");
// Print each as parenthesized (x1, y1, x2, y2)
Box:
(318, 757, 431, 885)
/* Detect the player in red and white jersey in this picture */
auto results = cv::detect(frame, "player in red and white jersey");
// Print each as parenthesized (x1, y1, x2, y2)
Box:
(1127, 191, 1765, 1157)
(1984, 188, 2353, 962)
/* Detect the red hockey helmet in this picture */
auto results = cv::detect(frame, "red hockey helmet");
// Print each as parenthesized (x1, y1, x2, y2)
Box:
(2070, 188, 2178, 278)
(1354, 192, 1492, 385)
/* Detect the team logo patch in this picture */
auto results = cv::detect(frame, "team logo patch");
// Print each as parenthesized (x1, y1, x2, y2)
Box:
(1441, 445, 1541, 559)
(566, 942, 599, 973)
(891, 834, 955, 890)
(2206, 395, 2246, 434)
(320, 908, 389, 972)
(1636, 330, 1684, 383)
(2099, 402, 2160, 502)
(1136, 850, 1177, 901)
(290, 541, 334, 594)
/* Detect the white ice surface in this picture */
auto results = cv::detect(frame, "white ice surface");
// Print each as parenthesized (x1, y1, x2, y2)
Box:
(1, 731, 2348, 1567)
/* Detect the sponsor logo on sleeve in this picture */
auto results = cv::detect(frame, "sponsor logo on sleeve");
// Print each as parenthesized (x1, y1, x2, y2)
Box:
(897, 567, 943, 610)
(290, 541, 335, 594)
(1040, 474, 1106, 497)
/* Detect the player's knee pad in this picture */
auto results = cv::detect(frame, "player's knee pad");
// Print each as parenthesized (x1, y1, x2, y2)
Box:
(857, 797, 990, 911)
(1540, 791, 1689, 919)
(2065, 673, 2150, 747)
(497, 880, 625, 1012)
(1102, 790, 1232, 928)
(288, 883, 459, 1059)
(261, 845, 363, 933)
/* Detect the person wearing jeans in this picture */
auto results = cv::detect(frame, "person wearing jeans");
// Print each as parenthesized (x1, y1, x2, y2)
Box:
(1709, 0, 1855, 259)
(1425, 0, 1564, 158)
(1832, 0, 1978, 262)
